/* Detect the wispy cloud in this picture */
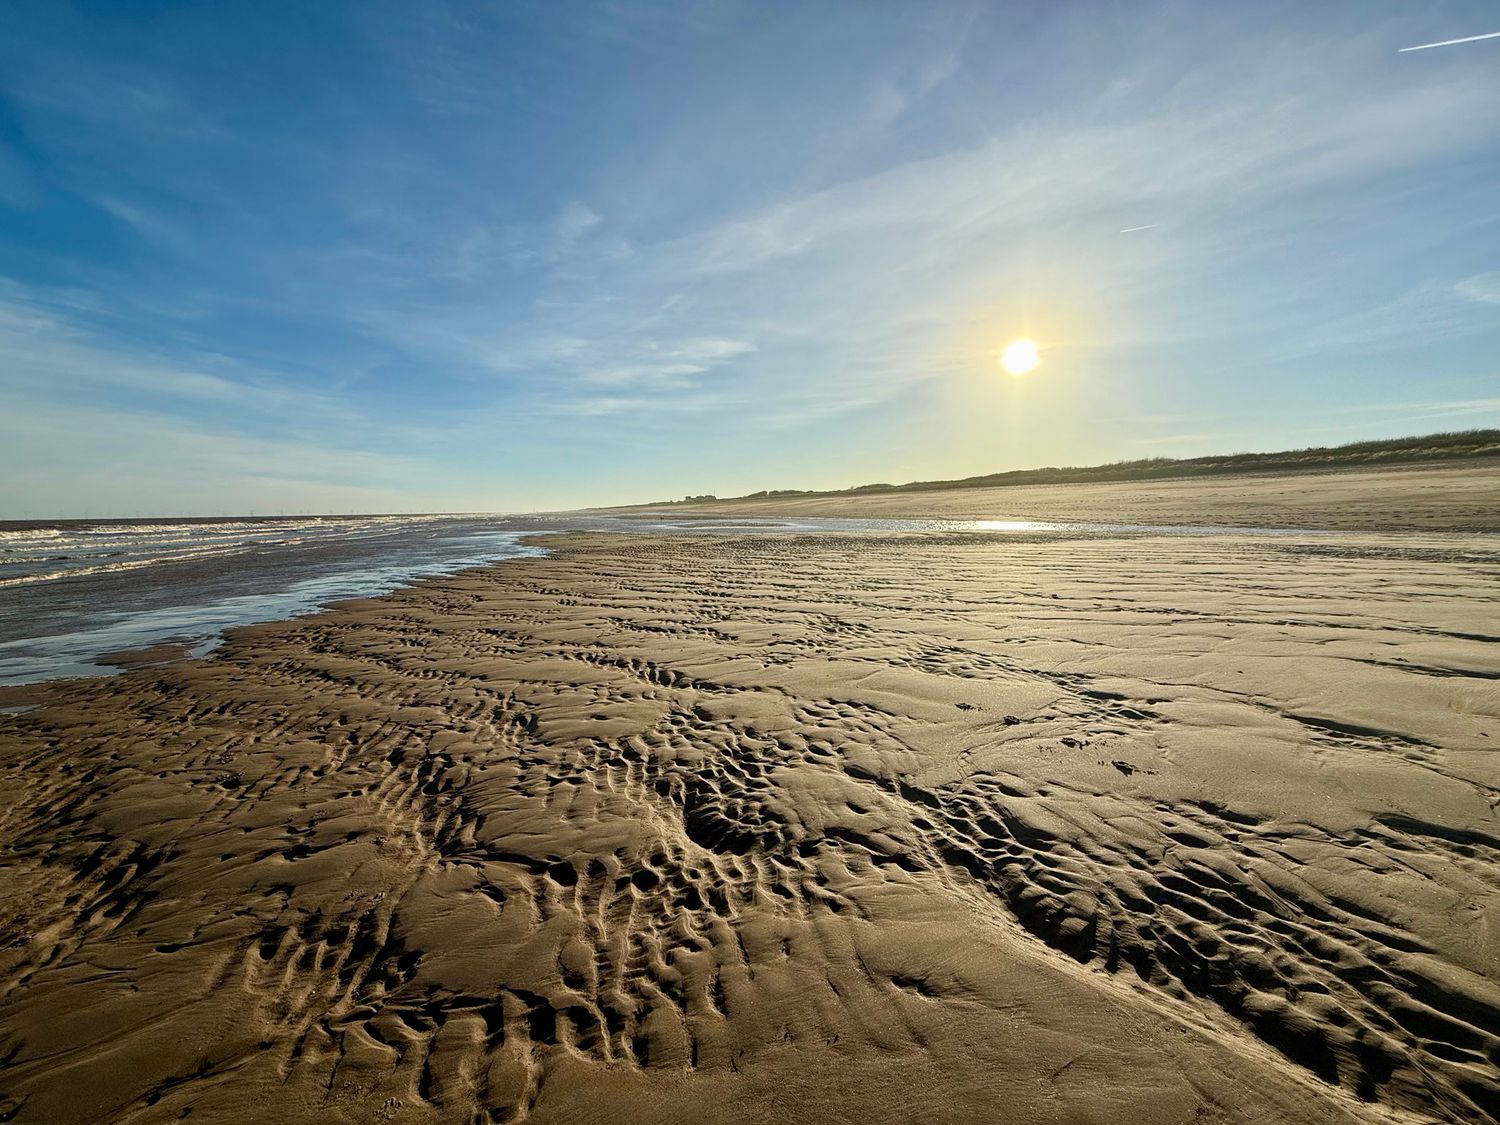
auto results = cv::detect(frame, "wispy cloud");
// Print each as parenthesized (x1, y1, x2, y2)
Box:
(1453, 273, 1500, 305)
(3, 2, 1499, 512)
(0, 284, 334, 416)
(1285, 273, 1500, 356)
(356, 21, 1500, 425)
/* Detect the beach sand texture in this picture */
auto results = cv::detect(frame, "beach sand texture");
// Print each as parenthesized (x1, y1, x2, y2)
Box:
(1, 505, 1499, 1121)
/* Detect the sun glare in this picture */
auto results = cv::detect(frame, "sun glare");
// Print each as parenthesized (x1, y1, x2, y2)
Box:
(999, 338, 1040, 376)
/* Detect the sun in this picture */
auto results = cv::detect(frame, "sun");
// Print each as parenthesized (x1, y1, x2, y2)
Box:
(999, 338, 1040, 376)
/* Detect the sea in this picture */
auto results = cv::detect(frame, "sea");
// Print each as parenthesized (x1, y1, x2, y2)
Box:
(0, 511, 1294, 686)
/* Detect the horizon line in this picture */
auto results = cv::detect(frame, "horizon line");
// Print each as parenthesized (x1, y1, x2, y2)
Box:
(6, 427, 1496, 523)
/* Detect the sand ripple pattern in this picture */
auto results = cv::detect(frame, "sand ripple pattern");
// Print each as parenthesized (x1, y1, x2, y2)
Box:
(0, 531, 1497, 1123)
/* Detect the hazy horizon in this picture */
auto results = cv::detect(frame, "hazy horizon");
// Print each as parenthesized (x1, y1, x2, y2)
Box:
(0, 426, 1493, 522)
(4, 1, 1500, 518)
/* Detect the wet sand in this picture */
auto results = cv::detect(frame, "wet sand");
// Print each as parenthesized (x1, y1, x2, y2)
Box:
(1, 508, 1498, 1121)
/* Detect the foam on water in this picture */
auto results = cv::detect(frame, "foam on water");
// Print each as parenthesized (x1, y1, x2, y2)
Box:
(0, 518, 549, 685)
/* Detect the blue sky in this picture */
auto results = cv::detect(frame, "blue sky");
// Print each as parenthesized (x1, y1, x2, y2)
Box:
(2, 0, 1498, 516)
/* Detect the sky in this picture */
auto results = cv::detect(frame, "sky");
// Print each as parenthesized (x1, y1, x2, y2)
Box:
(2, 0, 1498, 517)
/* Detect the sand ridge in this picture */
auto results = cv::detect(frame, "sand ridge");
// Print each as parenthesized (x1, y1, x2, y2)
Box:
(0, 528, 1497, 1122)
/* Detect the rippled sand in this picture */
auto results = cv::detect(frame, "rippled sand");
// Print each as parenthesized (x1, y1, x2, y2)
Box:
(1, 520, 1497, 1122)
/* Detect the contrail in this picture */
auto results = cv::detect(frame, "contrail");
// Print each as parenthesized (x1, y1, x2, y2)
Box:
(1119, 224, 1157, 234)
(1398, 30, 1500, 52)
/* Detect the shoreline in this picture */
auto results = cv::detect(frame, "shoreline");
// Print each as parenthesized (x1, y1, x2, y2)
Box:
(6, 460, 1497, 693)
(2, 527, 1497, 1122)
(0, 520, 1339, 696)
(0, 517, 1412, 706)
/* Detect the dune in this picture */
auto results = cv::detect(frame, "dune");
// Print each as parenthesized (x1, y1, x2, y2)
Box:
(1, 500, 1498, 1120)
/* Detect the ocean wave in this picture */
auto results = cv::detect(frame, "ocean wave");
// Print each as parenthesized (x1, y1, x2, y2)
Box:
(0, 552, 119, 566)
(0, 525, 540, 686)
(0, 516, 493, 590)
(0, 518, 458, 576)
(0, 544, 257, 588)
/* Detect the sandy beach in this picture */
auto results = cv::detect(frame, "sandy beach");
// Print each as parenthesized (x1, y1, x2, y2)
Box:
(9, 0, 1500, 1118)
(2, 473, 1499, 1123)
(621, 462, 1500, 533)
